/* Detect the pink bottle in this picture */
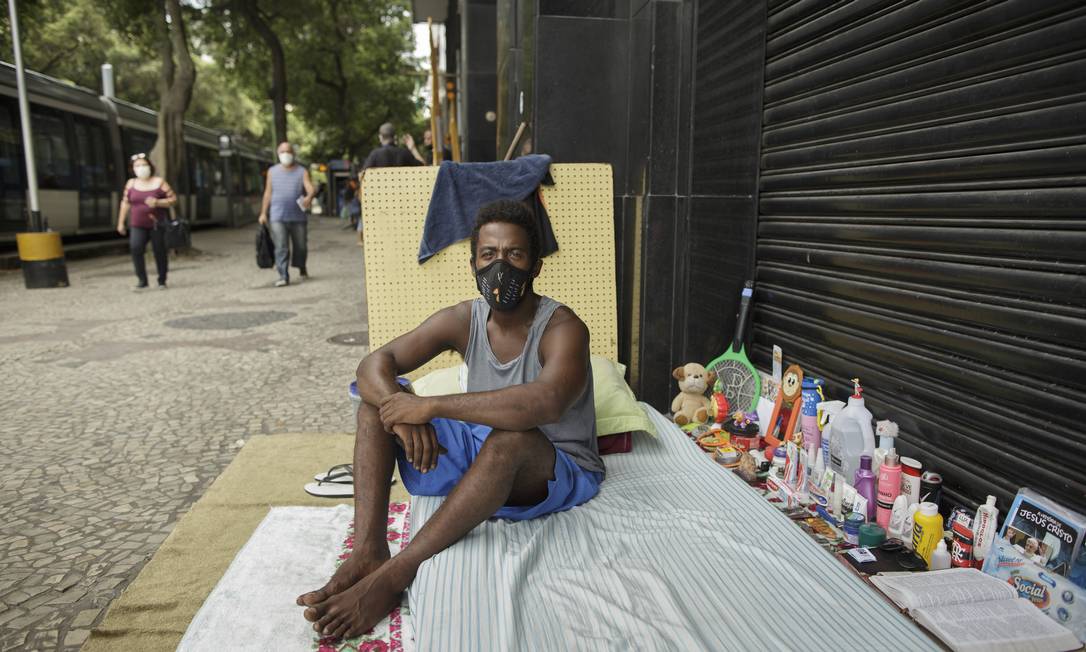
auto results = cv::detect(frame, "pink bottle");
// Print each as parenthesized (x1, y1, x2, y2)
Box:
(876, 449, 902, 529)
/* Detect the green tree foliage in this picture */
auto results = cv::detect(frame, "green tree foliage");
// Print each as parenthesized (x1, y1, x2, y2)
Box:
(3, 0, 423, 160)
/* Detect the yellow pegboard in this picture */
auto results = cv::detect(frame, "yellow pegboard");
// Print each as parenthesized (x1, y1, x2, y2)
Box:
(361, 163, 617, 379)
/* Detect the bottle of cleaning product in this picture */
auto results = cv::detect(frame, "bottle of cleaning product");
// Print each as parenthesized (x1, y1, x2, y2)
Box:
(829, 379, 876, 484)
(912, 502, 943, 564)
(929, 539, 951, 570)
(853, 454, 876, 522)
(818, 400, 845, 470)
(876, 449, 902, 529)
(800, 377, 824, 455)
(972, 495, 999, 564)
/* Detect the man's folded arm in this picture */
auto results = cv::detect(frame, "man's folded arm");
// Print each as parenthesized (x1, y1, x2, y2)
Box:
(356, 303, 469, 407)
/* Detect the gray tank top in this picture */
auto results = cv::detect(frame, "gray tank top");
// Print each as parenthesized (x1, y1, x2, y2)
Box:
(464, 296, 604, 475)
(268, 163, 306, 222)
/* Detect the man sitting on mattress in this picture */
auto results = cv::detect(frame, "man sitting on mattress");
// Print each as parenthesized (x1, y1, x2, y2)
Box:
(297, 199, 605, 639)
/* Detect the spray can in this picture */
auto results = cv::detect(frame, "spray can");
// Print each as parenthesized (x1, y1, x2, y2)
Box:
(920, 471, 943, 507)
(800, 377, 824, 455)
(876, 449, 902, 529)
(900, 457, 922, 506)
(911, 502, 943, 565)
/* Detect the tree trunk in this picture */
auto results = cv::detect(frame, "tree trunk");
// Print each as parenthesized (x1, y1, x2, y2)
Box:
(150, 0, 197, 196)
(237, 0, 288, 144)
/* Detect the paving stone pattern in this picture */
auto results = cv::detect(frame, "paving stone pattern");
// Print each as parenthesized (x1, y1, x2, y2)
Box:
(0, 219, 373, 651)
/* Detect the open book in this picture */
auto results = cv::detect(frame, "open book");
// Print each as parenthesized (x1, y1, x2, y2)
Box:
(870, 568, 1080, 652)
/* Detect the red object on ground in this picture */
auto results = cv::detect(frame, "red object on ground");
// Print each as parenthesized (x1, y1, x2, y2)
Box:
(599, 432, 633, 455)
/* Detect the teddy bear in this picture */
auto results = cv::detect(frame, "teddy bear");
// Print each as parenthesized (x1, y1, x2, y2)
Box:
(671, 363, 716, 426)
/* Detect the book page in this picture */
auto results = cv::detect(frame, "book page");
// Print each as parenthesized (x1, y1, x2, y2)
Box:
(870, 568, 1016, 610)
(914, 598, 1081, 652)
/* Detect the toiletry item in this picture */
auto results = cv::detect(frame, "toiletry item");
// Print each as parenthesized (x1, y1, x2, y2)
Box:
(817, 400, 845, 468)
(828, 379, 876, 485)
(873, 448, 887, 495)
(853, 454, 876, 521)
(949, 507, 975, 568)
(900, 456, 922, 506)
(784, 442, 799, 487)
(858, 523, 886, 548)
(875, 419, 899, 451)
(770, 447, 786, 478)
(920, 471, 943, 506)
(972, 495, 999, 563)
(800, 377, 824, 454)
(842, 483, 857, 515)
(843, 513, 865, 544)
(812, 448, 825, 485)
(795, 449, 808, 491)
(887, 494, 909, 540)
(929, 539, 951, 570)
(902, 503, 920, 550)
(911, 502, 943, 564)
(831, 472, 844, 519)
(876, 449, 902, 529)
(853, 495, 869, 520)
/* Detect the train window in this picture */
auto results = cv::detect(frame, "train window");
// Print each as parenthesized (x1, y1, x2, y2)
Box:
(31, 108, 76, 190)
(74, 119, 111, 191)
(0, 101, 24, 190)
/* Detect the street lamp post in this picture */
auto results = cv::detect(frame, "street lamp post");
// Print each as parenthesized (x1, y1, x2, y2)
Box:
(7, 0, 42, 232)
(9, 0, 69, 288)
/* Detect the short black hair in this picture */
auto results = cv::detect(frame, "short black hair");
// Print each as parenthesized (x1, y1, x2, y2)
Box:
(470, 199, 540, 263)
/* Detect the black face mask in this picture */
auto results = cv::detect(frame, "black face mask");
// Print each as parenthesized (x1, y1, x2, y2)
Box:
(474, 260, 531, 312)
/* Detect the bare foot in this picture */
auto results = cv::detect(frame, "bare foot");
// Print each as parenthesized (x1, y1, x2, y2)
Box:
(308, 559, 414, 640)
(296, 547, 389, 609)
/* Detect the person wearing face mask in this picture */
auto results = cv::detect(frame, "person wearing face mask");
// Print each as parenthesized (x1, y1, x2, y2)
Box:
(296, 199, 602, 639)
(259, 142, 316, 287)
(117, 154, 178, 289)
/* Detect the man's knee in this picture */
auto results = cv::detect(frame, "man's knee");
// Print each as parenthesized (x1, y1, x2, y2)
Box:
(478, 429, 544, 465)
(355, 402, 384, 436)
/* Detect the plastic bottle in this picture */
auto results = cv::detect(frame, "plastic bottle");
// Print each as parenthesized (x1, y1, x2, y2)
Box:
(972, 495, 999, 563)
(770, 447, 787, 478)
(902, 503, 920, 550)
(912, 502, 943, 564)
(887, 495, 909, 540)
(876, 449, 902, 529)
(854, 454, 876, 522)
(829, 379, 876, 484)
(800, 377, 824, 454)
(929, 539, 951, 570)
(818, 400, 845, 469)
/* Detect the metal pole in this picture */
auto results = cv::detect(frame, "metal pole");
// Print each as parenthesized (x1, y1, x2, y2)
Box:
(7, 0, 43, 232)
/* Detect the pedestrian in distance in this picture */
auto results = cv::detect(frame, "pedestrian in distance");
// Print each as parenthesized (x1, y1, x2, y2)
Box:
(259, 142, 316, 287)
(116, 154, 178, 290)
(356, 123, 421, 245)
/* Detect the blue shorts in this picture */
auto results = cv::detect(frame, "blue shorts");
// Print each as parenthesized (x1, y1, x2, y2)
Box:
(396, 418, 603, 521)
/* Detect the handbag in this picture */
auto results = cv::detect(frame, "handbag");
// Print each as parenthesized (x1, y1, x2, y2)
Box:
(164, 216, 191, 249)
(256, 224, 275, 268)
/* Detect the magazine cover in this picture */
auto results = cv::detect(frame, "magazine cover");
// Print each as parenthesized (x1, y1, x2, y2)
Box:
(998, 488, 1086, 583)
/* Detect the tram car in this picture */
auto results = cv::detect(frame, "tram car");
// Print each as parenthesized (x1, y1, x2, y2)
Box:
(0, 61, 272, 242)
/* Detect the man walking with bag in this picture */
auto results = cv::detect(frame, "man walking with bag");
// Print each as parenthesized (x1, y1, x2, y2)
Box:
(259, 142, 316, 287)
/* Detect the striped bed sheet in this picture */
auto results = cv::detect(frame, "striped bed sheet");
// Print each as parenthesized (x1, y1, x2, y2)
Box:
(408, 404, 937, 651)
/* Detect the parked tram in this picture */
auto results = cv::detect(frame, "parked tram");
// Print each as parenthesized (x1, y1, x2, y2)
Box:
(0, 62, 271, 242)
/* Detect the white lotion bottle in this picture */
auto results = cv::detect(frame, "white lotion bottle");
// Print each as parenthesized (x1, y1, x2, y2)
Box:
(973, 495, 1000, 563)
(930, 539, 951, 570)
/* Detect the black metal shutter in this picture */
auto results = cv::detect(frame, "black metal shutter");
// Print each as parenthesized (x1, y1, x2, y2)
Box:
(754, 0, 1086, 509)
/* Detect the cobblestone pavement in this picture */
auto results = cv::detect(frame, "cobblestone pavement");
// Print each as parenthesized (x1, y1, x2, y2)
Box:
(0, 218, 370, 651)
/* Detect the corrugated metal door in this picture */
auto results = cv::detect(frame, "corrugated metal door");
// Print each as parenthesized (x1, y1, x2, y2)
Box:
(754, 0, 1086, 508)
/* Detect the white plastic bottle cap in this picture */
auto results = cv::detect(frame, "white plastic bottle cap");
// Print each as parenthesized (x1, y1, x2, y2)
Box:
(985, 495, 996, 507)
(919, 502, 939, 517)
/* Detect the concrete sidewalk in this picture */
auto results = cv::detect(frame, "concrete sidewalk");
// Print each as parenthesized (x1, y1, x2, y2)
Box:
(0, 217, 373, 651)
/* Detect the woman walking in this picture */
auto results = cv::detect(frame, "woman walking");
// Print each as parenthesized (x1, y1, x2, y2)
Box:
(116, 154, 177, 289)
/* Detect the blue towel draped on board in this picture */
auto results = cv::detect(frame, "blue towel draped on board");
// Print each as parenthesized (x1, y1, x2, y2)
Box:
(418, 154, 558, 264)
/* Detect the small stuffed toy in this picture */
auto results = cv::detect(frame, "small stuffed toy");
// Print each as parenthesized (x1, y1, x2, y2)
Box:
(876, 419, 899, 450)
(671, 363, 716, 426)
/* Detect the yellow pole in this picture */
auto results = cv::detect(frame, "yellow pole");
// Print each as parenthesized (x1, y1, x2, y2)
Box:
(447, 82, 461, 162)
(428, 18, 442, 165)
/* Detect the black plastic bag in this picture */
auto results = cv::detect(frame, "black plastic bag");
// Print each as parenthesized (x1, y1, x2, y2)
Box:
(256, 224, 274, 268)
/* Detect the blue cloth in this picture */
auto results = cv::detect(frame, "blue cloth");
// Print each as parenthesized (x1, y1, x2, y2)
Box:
(268, 163, 306, 222)
(269, 220, 306, 280)
(396, 417, 603, 521)
(418, 154, 557, 264)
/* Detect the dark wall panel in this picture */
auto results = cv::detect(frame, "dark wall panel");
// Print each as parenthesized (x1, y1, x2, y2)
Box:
(755, 0, 1086, 509)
